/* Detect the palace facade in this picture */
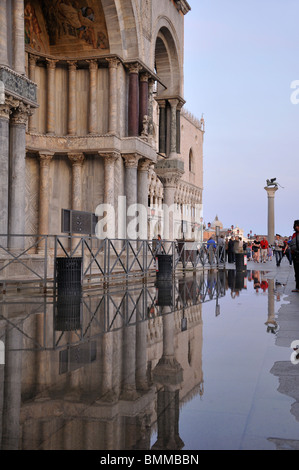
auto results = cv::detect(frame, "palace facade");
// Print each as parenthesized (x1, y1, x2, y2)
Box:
(0, 0, 203, 249)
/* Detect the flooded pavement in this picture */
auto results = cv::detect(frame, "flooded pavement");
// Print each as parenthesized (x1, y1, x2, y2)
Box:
(1, 261, 299, 451)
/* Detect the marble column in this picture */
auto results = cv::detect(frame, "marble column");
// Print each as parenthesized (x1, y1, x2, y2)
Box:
(12, 0, 25, 75)
(28, 55, 38, 133)
(168, 98, 179, 159)
(124, 154, 139, 240)
(155, 167, 184, 241)
(0, 102, 10, 247)
(137, 160, 151, 240)
(0, 0, 9, 66)
(46, 59, 57, 135)
(67, 61, 77, 136)
(128, 64, 140, 137)
(264, 186, 278, 245)
(107, 58, 119, 135)
(38, 152, 53, 253)
(158, 100, 166, 155)
(139, 73, 149, 135)
(68, 153, 85, 249)
(102, 152, 118, 207)
(87, 59, 98, 135)
(68, 153, 85, 211)
(148, 78, 155, 142)
(8, 101, 31, 250)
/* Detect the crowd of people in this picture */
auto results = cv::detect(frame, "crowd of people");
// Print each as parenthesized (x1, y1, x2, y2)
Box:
(206, 233, 294, 267)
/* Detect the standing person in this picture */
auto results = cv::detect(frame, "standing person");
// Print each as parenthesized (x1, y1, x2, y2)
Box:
(207, 236, 216, 264)
(217, 235, 225, 263)
(155, 234, 165, 255)
(228, 236, 235, 263)
(260, 236, 269, 263)
(274, 234, 284, 267)
(289, 221, 299, 292)
(284, 237, 292, 266)
(252, 236, 261, 262)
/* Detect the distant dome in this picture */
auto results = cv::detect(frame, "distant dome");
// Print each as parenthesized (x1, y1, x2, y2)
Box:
(211, 215, 223, 229)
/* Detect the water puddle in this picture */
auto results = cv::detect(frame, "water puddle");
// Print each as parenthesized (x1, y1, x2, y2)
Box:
(0, 268, 299, 450)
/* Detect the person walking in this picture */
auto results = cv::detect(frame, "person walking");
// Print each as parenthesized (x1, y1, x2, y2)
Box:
(260, 236, 269, 263)
(284, 236, 292, 266)
(288, 220, 299, 292)
(274, 234, 284, 267)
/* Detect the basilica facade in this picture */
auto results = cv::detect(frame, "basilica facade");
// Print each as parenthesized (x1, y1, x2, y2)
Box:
(0, 0, 203, 250)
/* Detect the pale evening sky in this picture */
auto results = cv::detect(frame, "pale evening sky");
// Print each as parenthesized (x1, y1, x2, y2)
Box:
(183, 0, 299, 237)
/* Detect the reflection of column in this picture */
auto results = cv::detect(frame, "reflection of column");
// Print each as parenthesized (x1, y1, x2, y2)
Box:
(28, 55, 38, 132)
(152, 306, 184, 450)
(136, 287, 148, 391)
(0, 102, 10, 247)
(121, 295, 138, 400)
(87, 59, 98, 134)
(67, 61, 77, 136)
(0, 0, 9, 66)
(38, 152, 54, 252)
(8, 102, 31, 250)
(12, 0, 25, 75)
(46, 59, 58, 135)
(128, 64, 140, 137)
(107, 58, 120, 134)
(124, 154, 139, 239)
(101, 330, 117, 401)
(265, 278, 277, 332)
(2, 322, 23, 449)
(264, 186, 278, 246)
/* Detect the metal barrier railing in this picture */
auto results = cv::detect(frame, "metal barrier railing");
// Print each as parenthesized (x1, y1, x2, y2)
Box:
(0, 271, 226, 351)
(0, 234, 225, 289)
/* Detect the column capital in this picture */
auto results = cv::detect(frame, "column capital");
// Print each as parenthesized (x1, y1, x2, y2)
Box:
(127, 63, 142, 74)
(99, 151, 120, 161)
(39, 152, 54, 167)
(138, 159, 153, 172)
(123, 154, 140, 169)
(140, 72, 151, 82)
(106, 57, 121, 69)
(67, 60, 77, 70)
(46, 58, 59, 69)
(264, 186, 278, 197)
(28, 54, 38, 66)
(86, 59, 98, 70)
(10, 102, 33, 125)
(0, 103, 10, 120)
(68, 153, 85, 166)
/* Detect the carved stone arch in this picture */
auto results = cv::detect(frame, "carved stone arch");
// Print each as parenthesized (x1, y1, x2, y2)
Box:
(152, 17, 182, 96)
(102, 0, 140, 58)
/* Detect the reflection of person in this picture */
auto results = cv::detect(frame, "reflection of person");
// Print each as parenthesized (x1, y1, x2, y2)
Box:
(289, 220, 299, 292)
(253, 270, 261, 292)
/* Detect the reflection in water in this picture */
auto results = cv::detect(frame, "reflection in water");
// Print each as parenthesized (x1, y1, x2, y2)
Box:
(0, 268, 297, 449)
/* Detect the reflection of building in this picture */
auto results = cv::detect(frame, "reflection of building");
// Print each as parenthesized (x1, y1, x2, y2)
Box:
(0, 0, 203, 248)
(0, 276, 204, 450)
